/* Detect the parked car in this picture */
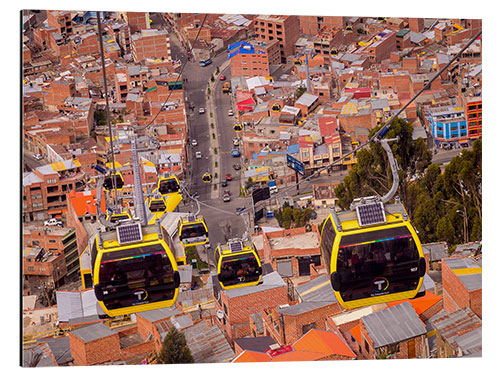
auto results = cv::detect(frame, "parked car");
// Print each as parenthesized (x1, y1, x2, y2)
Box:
(223, 193, 231, 202)
(233, 138, 239, 146)
(191, 139, 198, 146)
(228, 109, 234, 116)
(220, 75, 226, 81)
(34, 154, 43, 160)
(44, 218, 62, 227)
(225, 173, 232, 181)
(195, 151, 202, 159)
(233, 164, 241, 170)
(199, 58, 212, 67)
(221, 180, 228, 187)
(223, 189, 231, 196)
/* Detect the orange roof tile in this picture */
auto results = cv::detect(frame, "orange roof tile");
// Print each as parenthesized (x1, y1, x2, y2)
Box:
(386, 291, 442, 315)
(67, 189, 106, 216)
(350, 323, 362, 344)
(293, 329, 356, 359)
(232, 350, 271, 363)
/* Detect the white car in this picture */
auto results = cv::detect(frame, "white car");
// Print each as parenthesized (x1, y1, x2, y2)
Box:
(195, 151, 202, 159)
(44, 218, 62, 227)
(233, 138, 239, 146)
(34, 154, 43, 160)
(228, 109, 234, 116)
(191, 139, 198, 146)
(199, 108, 205, 114)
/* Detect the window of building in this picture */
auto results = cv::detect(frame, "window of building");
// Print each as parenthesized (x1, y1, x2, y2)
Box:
(28, 266, 35, 272)
(47, 178, 57, 184)
(365, 340, 370, 353)
(302, 322, 316, 334)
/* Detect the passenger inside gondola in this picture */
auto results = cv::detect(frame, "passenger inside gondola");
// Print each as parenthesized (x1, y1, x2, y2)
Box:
(159, 178, 180, 195)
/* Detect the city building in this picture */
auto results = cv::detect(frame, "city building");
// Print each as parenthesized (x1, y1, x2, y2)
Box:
(213, 269, 289, 344)
(23, 225, 79, 282)
(252, 226, 322, 278)
(254, 15, 300, 63)
(131, 29, 171, 62)
(228, 40, 281, 78)
(358, 302, 429, 359)
(428, 105, 468, 147)
(429, 307, 482, 358)
(23, 159, 87, 223)
(441, 256, 482, 318)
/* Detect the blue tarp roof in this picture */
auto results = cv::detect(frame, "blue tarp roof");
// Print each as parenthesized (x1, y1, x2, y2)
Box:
(228, 40, 255, 59)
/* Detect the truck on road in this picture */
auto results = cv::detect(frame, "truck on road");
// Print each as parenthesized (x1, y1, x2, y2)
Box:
(269, 180, 278, 194)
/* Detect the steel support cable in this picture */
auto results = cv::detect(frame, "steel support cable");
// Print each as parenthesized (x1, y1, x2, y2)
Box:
(235, 30, 482, 215)
(96, 12, 118, 206)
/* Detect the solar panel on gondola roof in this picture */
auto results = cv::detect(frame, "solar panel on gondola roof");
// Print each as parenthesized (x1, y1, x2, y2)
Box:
(356, 202, 386, 227)
(229, 241, 243, 253)
(116, 222, 143, 245)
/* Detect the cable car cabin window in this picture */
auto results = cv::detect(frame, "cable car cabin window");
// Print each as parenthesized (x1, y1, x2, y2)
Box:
(218, 253, 262, 287)
(336, 226, 420, 302)
(103, 175, 124, 191)
(109, 214, 129, 223)
(180, 223, 208, 240)
(320, 218, 336, 274)
(97, 244, 176, 310)
(159, 179, 179, 195)
(150, 200, 166, 212)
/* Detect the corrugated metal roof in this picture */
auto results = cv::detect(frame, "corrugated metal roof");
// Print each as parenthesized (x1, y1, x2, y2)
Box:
(71, 322, 115, 343)
(278, 300, 335, 316)
(295, 274, 337, 303)
(455, 326, 482, 356)
(56, 290, 98, 322)
(135, 306, 182, 322)
(183, 321, 235, 363)
(295, 93, 319, 107)
(362, 302, 426, 348)
(223, 271, 286, 299)
(430, 307, 481, 354)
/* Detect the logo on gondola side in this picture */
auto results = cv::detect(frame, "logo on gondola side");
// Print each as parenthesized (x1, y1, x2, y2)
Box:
(132, 288, 148, 301)
(371, 277, 389, 293)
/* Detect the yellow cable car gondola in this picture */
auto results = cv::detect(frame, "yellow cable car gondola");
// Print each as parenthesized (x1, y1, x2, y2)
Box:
(86, 221, 180, 317)
(320, 198, 426, 310)
(103, 162, 125, 192)
(178, 215, 209, 247)
(202, 173, 212, 183)
(330, 48, 339, 56)
(157, 175, 180, 196)
(233, 123, 243, 132)
(214, 240, 262, 290)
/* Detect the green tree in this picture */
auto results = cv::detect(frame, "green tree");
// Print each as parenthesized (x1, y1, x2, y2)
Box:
(295, 85, 307, 100)
(158, 327, 194, 364)
(334, 118, 432, 211)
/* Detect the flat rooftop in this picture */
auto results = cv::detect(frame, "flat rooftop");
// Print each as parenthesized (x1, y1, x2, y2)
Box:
(268, 232, 319, 250)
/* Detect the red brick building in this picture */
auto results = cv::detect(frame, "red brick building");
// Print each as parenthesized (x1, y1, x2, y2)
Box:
(229, 39, 281, 78)
(357, 302, 429, 359)
(69, 322, 154, 366)
(46, 10, 73, 36)
(23, 225, 79, 280)
(23, 159, 86, 223)
(131, 29, 171, 62)
(213, 271, 289, 344)
(299, 15, 347, 36)
(254, 15, 300, 63)
(252, 227, 321, 278)
(441, 256, 482, 318)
